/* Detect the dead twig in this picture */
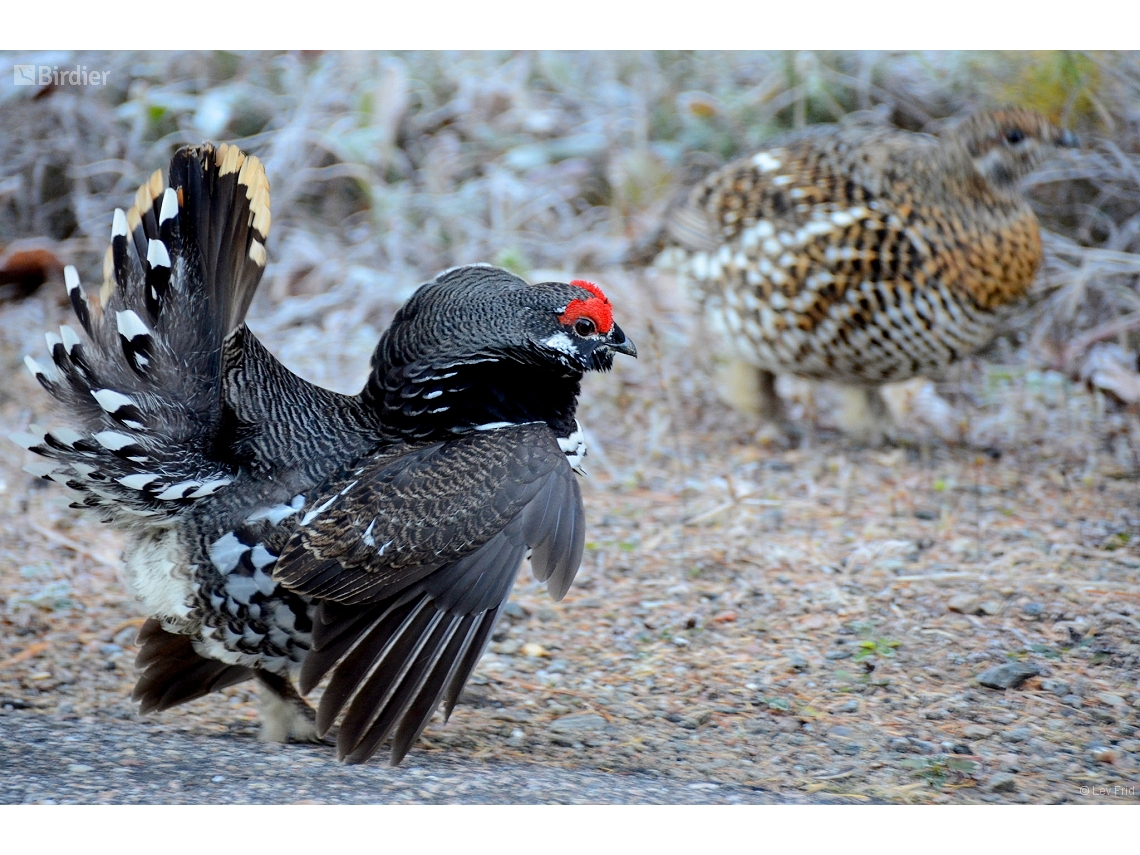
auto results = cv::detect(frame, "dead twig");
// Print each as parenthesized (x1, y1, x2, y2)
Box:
(0, 642, 49, 670)
(26, 522, 119, 569)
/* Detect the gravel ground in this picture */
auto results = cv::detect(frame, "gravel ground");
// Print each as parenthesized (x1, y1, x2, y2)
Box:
(4, 274, 1140, 805)
(0, 711, 851, 804)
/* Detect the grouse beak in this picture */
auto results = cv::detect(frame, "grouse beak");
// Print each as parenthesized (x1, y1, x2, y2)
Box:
(607, 323, 637, 357)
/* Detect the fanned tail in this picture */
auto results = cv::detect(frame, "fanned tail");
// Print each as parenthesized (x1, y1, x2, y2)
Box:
(12, 143, 271, 524)
(133, 618, 253, 713)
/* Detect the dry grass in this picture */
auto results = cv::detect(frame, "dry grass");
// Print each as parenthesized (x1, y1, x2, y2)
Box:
(4, 50, 1140, 373)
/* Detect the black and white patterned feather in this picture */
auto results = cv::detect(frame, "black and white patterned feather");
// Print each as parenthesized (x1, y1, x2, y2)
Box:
(12, 142, 635, 765)
(13, 145, 271, 522)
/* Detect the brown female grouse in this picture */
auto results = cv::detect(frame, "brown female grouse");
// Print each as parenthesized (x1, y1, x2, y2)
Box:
(659, 107, 1077, 441)
(14, 143, 635, 765)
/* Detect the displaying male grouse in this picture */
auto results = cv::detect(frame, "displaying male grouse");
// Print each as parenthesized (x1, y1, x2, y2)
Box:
(658, 107, 1077, 441)
(13, 143, 635, 764)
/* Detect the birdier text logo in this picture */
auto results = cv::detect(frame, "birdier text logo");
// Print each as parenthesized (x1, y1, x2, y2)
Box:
(13, 64, 109, 86)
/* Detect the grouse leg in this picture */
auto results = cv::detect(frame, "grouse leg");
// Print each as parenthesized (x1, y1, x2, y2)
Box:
(837, 385, 894, 447)
(254, 670, 324, 744)
(716, 358, 788, 424)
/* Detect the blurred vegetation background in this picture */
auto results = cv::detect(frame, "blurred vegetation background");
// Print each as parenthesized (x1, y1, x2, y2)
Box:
(2, 50, 1140, 411)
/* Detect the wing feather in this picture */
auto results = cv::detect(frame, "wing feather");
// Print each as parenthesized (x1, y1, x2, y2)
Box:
(276, 423, 586, 764)
(336, 602, 444, 758)
(310, 592, 420, 733)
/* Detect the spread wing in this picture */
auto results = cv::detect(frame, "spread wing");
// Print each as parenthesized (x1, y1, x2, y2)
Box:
(273, 422, 584, 764)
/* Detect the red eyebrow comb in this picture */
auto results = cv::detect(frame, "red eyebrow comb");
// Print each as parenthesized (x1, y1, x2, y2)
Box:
(560, 279, 613, 334)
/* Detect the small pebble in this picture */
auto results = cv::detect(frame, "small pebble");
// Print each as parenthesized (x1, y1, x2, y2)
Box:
(1090, 747, 1117, 764)
(1021, 602, 1044, 617)
(976, 662, 1040, 690)
(211, 775, 225, 783)
(680, 711, 713, 730)
(948, 595, 982, 614)
(962, 725, 993, 739)
(67, 764, 92, 774)
(609, 705, 647, 722)
(986, 773, 1018, 793)
(998, 753, 1021, 772)
(549, 713, 607, 734)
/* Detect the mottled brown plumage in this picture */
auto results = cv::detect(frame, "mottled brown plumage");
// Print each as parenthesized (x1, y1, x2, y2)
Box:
(661, 107, 1078, 439)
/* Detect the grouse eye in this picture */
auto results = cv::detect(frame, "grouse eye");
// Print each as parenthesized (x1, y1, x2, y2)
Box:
(574, 317, 597, 337)
(1005, 128, 1026, 145)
